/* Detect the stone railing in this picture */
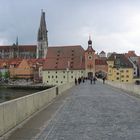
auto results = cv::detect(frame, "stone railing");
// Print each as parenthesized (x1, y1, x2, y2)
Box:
(105, 80, 140, 95)
(0, 82, 74, 139)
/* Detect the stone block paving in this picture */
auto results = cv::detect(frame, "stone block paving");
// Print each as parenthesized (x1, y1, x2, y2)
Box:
(36, 81, 140, 140)
(7, 81, 140, 139)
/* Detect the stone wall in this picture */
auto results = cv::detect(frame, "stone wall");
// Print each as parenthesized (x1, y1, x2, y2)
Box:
(0, 82, 74, 138)
(105, 80, 140, 95)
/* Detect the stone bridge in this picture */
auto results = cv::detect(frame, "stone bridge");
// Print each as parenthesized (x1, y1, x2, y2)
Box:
(1, 80, 140, 139)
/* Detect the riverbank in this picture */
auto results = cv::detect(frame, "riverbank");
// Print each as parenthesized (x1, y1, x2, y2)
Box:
(0, 84, 53, 90)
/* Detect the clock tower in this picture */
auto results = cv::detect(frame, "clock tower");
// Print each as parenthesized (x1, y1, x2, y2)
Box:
(85, 36, 96, 78)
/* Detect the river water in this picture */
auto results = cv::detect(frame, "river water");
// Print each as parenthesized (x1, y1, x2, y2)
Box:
(0, 88, 41, 103)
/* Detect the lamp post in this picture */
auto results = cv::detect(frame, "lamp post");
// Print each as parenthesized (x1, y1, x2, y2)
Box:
(66, 68, 69, 83)
(67, 61, 70, 83)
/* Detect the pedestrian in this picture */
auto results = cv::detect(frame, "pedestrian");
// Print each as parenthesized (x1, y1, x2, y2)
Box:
(90, 77, 93, 84)
(103, 77, 106, 84)
(93, 76, 96, 84)
(78, 77, 81, 84)
(75, 78, 77, 85)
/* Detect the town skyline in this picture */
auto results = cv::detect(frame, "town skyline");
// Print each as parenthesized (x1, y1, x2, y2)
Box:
(0, 0, 140, 55)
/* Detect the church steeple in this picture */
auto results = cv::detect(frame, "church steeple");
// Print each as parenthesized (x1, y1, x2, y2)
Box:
(37, 10, 48, 59)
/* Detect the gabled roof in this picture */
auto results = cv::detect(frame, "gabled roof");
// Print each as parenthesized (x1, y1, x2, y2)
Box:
(100, 51, 105, 54)
(108, 53, 133, 68)
(43, 45, 85, 70)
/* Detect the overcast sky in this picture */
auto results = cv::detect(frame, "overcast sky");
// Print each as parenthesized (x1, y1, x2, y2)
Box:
(0, 0, 140, 55)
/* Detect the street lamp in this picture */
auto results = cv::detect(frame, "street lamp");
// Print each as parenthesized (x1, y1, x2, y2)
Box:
(66, 68, 69, 83)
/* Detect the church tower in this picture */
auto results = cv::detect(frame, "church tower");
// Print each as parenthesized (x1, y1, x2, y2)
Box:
(85, 36, 96, 78)
(37, 10, 48, 59)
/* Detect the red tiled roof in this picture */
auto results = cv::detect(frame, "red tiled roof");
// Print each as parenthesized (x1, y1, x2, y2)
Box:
(0, 45, 36, 52)
(125, 51, 137, 58)
(43, 45, 85, 70)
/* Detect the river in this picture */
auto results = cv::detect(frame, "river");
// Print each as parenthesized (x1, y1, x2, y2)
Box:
(0, 88, 41, 103)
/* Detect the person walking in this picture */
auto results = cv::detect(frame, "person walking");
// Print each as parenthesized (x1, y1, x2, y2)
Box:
(103, 77, 106, 84)
(93, 76, 96, 84)
(75, 78, 77, 85)
(90, 77, 93, 84)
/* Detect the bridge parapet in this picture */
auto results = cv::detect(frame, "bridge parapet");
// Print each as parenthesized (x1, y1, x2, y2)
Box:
(0, 82, 74, 139)
(105, 80, 140, 95)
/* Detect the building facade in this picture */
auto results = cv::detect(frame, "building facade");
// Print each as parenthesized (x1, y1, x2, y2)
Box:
(42, 37, 108, 85)
(107, 54, 134, 83)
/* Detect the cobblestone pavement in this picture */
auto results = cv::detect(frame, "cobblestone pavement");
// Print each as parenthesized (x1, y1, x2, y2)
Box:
(8, 81, 140, 140)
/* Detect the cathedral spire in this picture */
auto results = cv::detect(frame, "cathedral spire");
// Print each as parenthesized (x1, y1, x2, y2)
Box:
(37, 10, 48, 59)
(37, 9, 48, 42)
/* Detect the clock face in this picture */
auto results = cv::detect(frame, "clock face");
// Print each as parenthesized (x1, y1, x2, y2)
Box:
(88, 55, 92, 60)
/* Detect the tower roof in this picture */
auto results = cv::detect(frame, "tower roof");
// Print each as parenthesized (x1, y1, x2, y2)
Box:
(86, 36, 95, 52)
(88, 35, 92, 45)
(37, 10, 48, 41)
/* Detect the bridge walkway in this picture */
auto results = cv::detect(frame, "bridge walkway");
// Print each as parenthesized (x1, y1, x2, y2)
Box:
(7, 80, 140, 140)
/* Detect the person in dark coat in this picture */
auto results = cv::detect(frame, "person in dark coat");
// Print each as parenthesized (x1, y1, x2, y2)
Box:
(93, 76, 96, 84)
(103, 77, 106, 84)
(75, 78, 77, 85)
(90, 77, 93, 84)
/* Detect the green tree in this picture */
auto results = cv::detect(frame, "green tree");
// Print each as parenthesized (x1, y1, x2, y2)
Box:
(4, 71, 10, 79)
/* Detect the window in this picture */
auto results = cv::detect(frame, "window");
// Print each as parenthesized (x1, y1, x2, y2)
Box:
(63, 71, 65, 73)
(116, 77, 119, 80)
(126, 75, 129, 78)
(126, 70, 129, 73)
(56, 71, 57, 73)
(116, 73, 119, 75)
(48, 76, 50, 78)
(63, 76, 65, 78)
(61, 81, 63, 83)
(56, 76, 57, 78)
(71, 76, 73, 79)
(48, 71, 50, 73)
(56, 81, 58, 83)
(52, 76, 54, 78)
(134, 72, 136, 74)
(126, 80, 128, 82)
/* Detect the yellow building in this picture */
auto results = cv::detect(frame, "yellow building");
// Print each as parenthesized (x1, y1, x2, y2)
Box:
(107, 54, 134, 83)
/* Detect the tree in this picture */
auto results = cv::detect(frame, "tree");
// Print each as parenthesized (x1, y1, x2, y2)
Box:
(4, 71, 10, 79)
